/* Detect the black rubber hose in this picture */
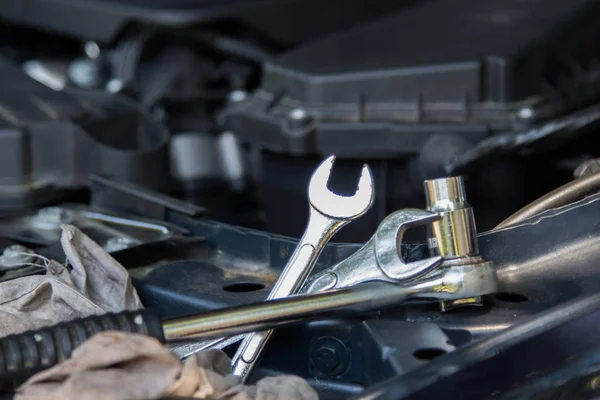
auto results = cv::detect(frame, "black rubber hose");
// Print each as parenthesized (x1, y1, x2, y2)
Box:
(494, 172, 600, 230)
(0, 309, 163, 385)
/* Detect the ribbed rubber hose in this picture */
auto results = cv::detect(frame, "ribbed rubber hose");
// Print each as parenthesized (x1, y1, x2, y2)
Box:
(495, 172, 600, 230)
(0, 309, 163, 384)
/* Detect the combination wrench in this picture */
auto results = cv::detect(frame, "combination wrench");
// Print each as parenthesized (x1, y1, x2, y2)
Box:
(230, 155, 375, 380)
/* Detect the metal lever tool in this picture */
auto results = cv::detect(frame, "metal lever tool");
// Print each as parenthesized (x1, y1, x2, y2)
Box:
(231, 155, 375, 380)
(301, 209, 445, 293)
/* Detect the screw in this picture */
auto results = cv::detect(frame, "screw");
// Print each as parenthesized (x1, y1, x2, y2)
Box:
(517, 107, 535, 120)
(228, 90, 247, 104)
(289, 108, 307, 121)
(31, 207, 73, 230)
(68, 59, 103, 89)
(316, 345, 341, 370)
(84, 41, 101, 59)
(286, 108, 313, 131)
(106, 79, 124, 93)
(1, 245, 36, 271)
(574, 159, 600, 179)
(310, 337, 350, 377)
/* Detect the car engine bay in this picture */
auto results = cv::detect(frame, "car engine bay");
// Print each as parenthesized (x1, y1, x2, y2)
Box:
(1, 0, 600, 399)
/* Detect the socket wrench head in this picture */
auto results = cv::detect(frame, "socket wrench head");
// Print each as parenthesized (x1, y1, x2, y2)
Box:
(410, 260, 498, 301)
(424, 176, 479, 258)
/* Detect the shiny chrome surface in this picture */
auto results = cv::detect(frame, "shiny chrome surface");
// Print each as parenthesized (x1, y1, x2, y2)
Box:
(230, 155, 375, 380)
(301, 209, 444, 293)
(424, 176, 479, 258)
(163, 262, 496, 343)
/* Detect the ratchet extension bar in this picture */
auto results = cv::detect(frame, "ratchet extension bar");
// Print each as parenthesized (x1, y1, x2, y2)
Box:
(0, 282, 413, 384)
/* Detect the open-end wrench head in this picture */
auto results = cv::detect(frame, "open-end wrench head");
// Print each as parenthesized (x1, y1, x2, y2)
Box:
(375, 209, 443, 281)
(308, 155, 375, 219)
(302, 209, 444, 294)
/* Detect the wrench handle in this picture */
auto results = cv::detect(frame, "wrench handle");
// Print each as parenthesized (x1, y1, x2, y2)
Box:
(231, 209, 346, 380)
(268, 210, 344, 300)
(231, 329, 274, 377)
(267, 243, 316, 300)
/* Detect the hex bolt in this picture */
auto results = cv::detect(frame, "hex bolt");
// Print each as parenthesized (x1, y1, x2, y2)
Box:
(1, 245, 36, 271)
(84, 41, 101, 59)
(315, 346, 341, 371)
(68, 58, 103, 89)
(310, 337, 350, 377)
(517, 107, 535, 120)
(228, 90, 247, 104)
(289, 108, 308, 121)
(287, 108, 313, 131)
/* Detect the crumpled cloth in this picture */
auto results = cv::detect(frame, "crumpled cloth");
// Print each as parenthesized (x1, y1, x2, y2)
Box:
(0, 225, 143, 336)
(16, 331, 318, 400)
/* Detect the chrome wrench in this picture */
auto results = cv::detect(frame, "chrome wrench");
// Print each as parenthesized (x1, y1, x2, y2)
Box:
(300, 208, 497, 309)
(301, 209, 445, 293)
(231, 155, 375, 380)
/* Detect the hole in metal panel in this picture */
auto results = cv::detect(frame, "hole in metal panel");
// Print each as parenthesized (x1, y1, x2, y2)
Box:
(223, 282, 266, 292)
(495, 292, 528, 303)
(413, 348, 447, 360)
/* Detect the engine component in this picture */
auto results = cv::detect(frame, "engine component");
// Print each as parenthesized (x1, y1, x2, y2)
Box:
(495, 171, 600, 230)
(0, 57, 171, 210)
(0, 203, 186, 285)
(221, 0, 600, 241)
(225, 0, 600, 154)
(0, 205, 182, 249)
(353, 289, 600, 400)
(0, 0, 414, 45)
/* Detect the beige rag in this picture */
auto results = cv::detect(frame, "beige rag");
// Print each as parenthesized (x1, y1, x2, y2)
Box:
(0, 225, 143, 336)
(16, 332, 319, 400)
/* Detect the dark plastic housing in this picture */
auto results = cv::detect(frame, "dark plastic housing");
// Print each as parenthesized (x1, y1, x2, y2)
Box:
(0, 57, 170, 210)
(0, 0, 414, 45)
(223, 0, 600, 157)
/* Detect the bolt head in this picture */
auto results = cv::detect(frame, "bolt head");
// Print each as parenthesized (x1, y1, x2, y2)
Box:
(84, 41, 101, 59)
(106, 79, 124, 93)
(228, 90, 247, 104)
(286, 108, 314, 133)
(517, 107, 535, 120)
(315, 346, 340, 370)
(310, 337, 350, 377)
(289, 108, 308, 121)
(68, 59, 102, 89)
